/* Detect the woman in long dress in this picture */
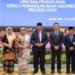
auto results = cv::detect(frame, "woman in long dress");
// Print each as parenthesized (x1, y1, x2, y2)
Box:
(17, 28, 30, 75)
(2, 27, 16, 74)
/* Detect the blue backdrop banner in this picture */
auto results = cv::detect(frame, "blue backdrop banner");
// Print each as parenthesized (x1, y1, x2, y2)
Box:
(0, 0, 75, 26)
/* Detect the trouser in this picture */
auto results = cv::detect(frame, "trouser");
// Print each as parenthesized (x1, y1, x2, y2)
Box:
(51, 50, 61, 71)
(66, 51, 75, 72)
(33, 48, 45, 72)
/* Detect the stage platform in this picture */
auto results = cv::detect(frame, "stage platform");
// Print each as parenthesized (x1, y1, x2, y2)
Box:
(0, 64, 75, 75)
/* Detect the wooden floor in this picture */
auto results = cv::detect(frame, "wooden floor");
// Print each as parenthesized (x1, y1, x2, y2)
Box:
(0, 68, 75, 75)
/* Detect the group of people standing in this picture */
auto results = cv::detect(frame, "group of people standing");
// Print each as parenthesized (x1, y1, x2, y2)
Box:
(2, 27, 30, 75)
(1, 22, 75, 75)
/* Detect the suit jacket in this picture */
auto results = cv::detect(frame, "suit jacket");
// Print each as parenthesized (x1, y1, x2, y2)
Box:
(50, 31, 63, 49)
(64, 34, 75, 52)
(31, 30, 48, 50)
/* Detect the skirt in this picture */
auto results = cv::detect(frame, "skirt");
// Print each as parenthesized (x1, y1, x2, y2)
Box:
(3, 60, 14, 73)
(18, 49, 30, 74)
(3, 52, 15, 73)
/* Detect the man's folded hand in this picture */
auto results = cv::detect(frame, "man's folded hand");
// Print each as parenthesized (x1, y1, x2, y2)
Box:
(54, 46, 59, 50)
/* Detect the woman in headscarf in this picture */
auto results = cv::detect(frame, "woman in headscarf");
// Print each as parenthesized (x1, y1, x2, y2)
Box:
(2, 27, 16, 74)
(17, 28, 31, 75)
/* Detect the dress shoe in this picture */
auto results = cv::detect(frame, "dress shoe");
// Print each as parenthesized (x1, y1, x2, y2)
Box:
(51, 70, 54, 73)
(33, 70, 38, 74)
(66, 71, 70, 74)
(72, 71, 75, 74)
(41, 70, 46, 74)
(58, 70, 62, 74)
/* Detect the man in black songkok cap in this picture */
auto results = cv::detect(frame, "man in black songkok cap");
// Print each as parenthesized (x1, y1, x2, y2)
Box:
(64, 26, 75, 74)
(31, 22, 48, 74)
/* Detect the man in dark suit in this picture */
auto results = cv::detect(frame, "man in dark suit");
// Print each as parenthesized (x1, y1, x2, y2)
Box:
(50, 23, 63, 74)
(64, 27, 75, 74)
(31, 23, 48, 74)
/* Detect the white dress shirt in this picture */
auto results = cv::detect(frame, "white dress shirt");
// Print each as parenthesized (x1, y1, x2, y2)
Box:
(38, 31, 42, 42)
